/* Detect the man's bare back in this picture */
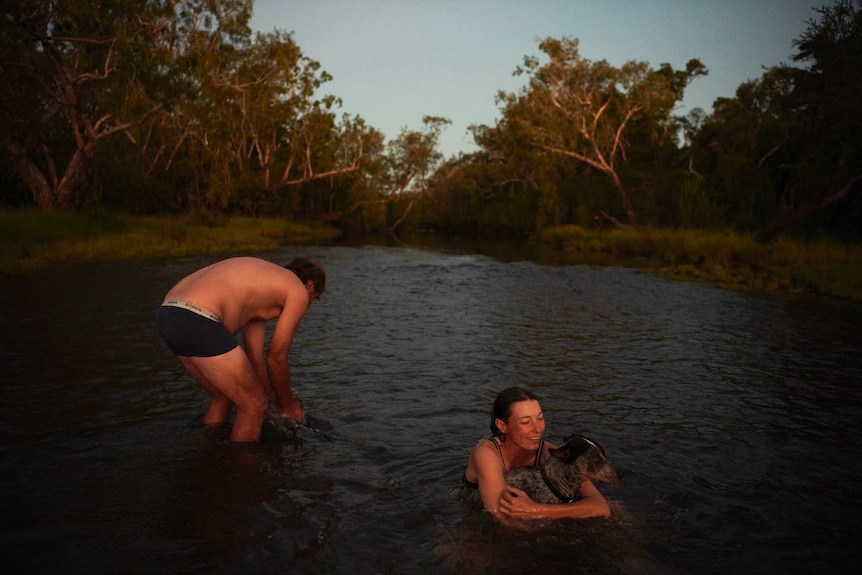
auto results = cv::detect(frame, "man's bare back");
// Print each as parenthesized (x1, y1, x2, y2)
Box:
(156, 256, 326, 441)
(166, 257, 307, 333)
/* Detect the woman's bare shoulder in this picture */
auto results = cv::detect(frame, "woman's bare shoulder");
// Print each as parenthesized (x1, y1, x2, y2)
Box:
(470, 438, 502, 462)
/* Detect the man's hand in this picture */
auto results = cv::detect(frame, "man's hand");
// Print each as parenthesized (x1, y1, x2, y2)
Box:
(280, 393, 306, 424)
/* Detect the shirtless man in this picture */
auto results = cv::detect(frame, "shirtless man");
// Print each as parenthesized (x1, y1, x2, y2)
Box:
(155, 256, 325, 442)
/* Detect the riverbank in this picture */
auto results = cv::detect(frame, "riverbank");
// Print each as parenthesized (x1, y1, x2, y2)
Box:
(535, 224, 862, 304)
(2, 210, 859, 304)
(0, 209, 341, 275)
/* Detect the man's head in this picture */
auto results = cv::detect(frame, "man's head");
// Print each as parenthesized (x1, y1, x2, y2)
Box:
(285, 258, 326, 296)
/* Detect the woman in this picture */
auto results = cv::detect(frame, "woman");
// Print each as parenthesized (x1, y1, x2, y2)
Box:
(464, 387, 611, 523)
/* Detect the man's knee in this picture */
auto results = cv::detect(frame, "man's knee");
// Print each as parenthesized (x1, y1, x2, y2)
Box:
(237, 389, 267, 414)
(203, 396, 232, 425)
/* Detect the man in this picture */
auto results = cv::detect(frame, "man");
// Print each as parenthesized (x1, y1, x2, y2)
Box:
(156, 256, 325, 442)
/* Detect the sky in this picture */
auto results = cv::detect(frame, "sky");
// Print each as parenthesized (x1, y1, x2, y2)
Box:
(249, 0, 821, 158)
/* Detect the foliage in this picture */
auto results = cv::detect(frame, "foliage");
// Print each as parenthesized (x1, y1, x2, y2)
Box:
(685, 0, 862, 240)
(0, 0, 170, 209)
(419, 36, 707, 236)
(0, 1, 859, 244)
(499, 37, 705, 226)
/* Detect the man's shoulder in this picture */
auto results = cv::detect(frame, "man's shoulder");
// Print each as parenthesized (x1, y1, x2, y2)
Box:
(221, 257, 296, 281)
(225, 256, 281, 270)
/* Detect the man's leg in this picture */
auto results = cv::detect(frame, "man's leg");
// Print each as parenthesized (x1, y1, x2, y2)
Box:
(180, 348, 267, 442)
(179, 356, 232, 426)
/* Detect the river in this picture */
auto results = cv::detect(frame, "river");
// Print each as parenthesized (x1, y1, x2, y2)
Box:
(1, 241, 860, 574)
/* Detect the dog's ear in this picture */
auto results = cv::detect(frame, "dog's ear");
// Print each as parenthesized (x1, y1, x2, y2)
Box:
(558, 435, 594, 461)
(549, 446, 570, 461)
(564, 434, 606, 456)
(579, 435, 607, 457)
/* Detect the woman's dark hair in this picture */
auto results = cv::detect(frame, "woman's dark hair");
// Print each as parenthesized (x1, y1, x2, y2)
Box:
(285, 258, 326, 294)
(490, 386, 540, 437)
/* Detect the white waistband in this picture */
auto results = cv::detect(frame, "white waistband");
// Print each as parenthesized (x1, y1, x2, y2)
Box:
(162, 299, 221, 323)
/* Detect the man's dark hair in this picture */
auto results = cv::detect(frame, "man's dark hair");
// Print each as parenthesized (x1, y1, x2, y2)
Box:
(285, 258, 326, 294)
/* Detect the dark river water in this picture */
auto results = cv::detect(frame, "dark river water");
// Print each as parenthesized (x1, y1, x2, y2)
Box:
(1, 240, 860, 574)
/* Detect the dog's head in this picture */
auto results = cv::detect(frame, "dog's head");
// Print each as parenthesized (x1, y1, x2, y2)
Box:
(548, 434, 619, 485)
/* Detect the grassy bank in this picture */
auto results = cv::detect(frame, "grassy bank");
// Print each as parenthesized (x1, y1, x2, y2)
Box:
(536, 225, 862, 303)
(0, 209, 342, 275)
(2, 210, 859, 304)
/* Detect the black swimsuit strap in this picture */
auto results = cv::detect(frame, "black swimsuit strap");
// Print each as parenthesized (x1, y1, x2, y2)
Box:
(490, 436, 507, 473)
(534, 437, 545, 466)
(465, 437, 508, 489)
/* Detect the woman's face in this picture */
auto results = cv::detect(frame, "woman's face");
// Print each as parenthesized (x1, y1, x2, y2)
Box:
(498, 399, 545, 449)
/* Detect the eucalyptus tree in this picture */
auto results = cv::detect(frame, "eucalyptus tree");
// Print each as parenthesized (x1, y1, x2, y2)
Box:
(308, 116, 446, 232)
(0, 0, 168, 209)
(138, 1, 372, 213)
(224, 30, 371, 202)
(382, 116, 450, 232)
(326, 116, 449, 232)
(685, 66, 797, 230)
(141, 0, 258, 208)
(468, 117, 574, 234)
(754, 0, 862, 241)
(494, 37, 705, 226)
(321, 114, 387, 228)
(684, 0, 861, 240)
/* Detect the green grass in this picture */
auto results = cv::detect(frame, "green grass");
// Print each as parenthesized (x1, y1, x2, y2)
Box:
(3, 209, 859, 304)
(0, 209, 342, 275)
(536, 225, 862, 303)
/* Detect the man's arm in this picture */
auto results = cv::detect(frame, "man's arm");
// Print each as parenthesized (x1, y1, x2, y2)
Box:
(242, 320, 274, 403)
(265, 293, 309, 421)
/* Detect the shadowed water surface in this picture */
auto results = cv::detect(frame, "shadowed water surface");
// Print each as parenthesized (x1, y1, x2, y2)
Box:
(1, 243, 860, 574)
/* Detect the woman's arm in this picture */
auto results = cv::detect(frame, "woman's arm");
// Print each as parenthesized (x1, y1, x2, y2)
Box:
(467, 441, 510, 520)
(499, 480, 611, 520)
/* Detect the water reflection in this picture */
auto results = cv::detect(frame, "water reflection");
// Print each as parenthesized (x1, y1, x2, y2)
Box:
(1, 244, 860, 574)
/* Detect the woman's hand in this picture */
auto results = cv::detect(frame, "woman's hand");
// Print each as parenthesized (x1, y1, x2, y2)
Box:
(499, 481, 612, 522)
(499, 486, 539, 518)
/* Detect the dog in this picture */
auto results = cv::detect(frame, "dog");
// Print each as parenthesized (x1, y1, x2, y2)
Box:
(504, 434, 619, 503)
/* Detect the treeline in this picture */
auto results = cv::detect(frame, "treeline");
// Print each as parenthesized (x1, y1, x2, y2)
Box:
(1, 0, 860, 242)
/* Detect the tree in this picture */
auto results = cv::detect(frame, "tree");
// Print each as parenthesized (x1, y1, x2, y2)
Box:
(754, 0, 862, 241)
(685, 66, 797, 230)
(382, 116, 450, 232)
(495, 37, 705, 226)
(128, 2, 371, 214)
(139, 0, 258, 209)
(322, 116, 449, 233)
(0, 0, 167, 209)
(222, 30, 368, 196)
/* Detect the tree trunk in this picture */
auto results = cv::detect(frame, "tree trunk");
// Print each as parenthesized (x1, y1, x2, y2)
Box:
(2, 135, 56, 210)
(387, 194, 422, 235)
(608, 170, 638, 226)
(755, 176, 861, 242)
(54, 145, 94, 207)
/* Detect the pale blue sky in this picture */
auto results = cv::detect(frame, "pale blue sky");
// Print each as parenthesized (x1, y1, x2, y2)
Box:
(250, 0, 819, 158)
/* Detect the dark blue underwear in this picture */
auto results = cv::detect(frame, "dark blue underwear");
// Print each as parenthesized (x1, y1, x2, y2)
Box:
(156, 305, 238, 357)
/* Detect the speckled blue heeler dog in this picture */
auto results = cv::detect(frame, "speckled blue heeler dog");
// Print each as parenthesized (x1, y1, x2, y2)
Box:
(505, 435, 619, 503)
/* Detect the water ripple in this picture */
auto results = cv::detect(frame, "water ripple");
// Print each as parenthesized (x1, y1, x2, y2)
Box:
(1, 246, 860, 574)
